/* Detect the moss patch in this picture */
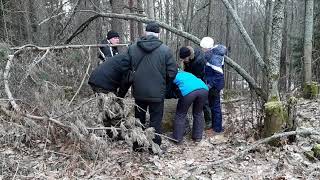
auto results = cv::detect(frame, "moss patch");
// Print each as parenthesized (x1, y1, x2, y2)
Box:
(264, 100, 286, 145)
(312, 144, 320, 159)
(303, 82, 319, 99)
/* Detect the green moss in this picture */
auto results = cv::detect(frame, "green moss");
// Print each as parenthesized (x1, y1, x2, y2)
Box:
(303, 82, 319, 99)
(264, 100, 286, 145)
(288, 96, 298, 104)
(269, 95, 279, 102)
(312, 144, 320, 159)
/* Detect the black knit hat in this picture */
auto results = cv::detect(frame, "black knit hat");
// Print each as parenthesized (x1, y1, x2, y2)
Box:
(179, 47, 191, 59)
(107, 30, 120, 40)
(146, 22, 160, 33)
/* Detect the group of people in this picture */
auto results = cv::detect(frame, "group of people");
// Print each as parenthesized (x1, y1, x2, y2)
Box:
(88, 22, 226, 152)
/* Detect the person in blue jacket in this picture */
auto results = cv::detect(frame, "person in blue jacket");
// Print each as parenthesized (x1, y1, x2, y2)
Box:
(170, 70, 208, 143)
(200, 37, 227, 135)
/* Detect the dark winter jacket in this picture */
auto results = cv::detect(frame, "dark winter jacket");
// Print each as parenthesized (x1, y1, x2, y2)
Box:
(204, 44, 227, 91)
(128, 35, 177, 102)
(98, 38, 119, 61)
(183, 48, 206, 80)
(88, 54, 130, 97)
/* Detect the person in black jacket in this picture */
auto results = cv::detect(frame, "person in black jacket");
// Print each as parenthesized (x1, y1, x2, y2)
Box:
(88, 53, 131, 137)
(98, 30, 120, 63)
(179, 46, 212, 129)
(129, 22, 177, 149)
(89, 53, 130, 98)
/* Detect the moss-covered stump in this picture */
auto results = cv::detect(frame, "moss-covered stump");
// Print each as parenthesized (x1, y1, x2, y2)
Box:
(162, 99, 178, 132)
(264, 100, 286, 145)
(303, 82, 319, 99)
(287, 97, 298, 142)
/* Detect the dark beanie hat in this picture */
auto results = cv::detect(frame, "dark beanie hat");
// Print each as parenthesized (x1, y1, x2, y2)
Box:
(179, 47, 191, 59)
(107, 30, 120, 40)
(146, 22, 160, 33)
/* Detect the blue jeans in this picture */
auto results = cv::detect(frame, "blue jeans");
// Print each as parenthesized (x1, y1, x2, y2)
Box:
(208, 87, 223, 132)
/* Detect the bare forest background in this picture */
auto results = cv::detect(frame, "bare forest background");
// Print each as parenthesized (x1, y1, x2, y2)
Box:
(0, 0, 320, 179)
(0, 0, 320, 93)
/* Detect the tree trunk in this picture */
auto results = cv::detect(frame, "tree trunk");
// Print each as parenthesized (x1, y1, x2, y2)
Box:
(303, 0, 315, 98)
(110, 0, 124, 38)
(206, 0, 213, 36)
(224, 0, 233, 90)
(137, 0, 144, 37)
(129, 0, 135, 41)
(184, 0, 193, 45)
(264, 0, 286, 139)
(165, 0, 170, 44)
(279, 0, 289, 92)
(146, 0, 155, 19)
(220, 0, 267, 75)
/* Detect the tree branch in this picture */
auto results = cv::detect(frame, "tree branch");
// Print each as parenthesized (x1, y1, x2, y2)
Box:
(225, 56, 268, 101)
(203, 129, 320, 166)
(220, 0, 267, 72)
(68, 48, 92, 106)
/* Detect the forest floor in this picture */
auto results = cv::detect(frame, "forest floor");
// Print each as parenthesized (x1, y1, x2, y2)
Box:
(0, 98, 320, 179)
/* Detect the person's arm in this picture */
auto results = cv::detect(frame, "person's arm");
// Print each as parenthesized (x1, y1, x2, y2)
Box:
(165, 49, 178, 79)
(100, 45, 113, 59)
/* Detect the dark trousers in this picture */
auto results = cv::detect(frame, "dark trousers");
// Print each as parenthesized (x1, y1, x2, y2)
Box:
(134, 100, 164, 146)
(208, 87, 223, 132)
(203, 101, 212, 128)
(173, 89, 208, 142)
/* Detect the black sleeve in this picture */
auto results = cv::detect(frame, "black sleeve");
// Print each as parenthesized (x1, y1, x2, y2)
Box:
(165, 48, 178, 80)
(165, 80, 182, 99)
(100, 45, 113, 59)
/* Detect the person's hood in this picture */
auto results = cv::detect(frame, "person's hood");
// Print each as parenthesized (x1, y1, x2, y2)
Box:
(212, 44, 227, 56)
(137, 35, 163, 53)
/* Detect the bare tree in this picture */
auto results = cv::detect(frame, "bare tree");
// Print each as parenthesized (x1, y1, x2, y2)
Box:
(145, 0, 155, 19)
(110, 0, 125, 38)
(264, 0, 286, 138)
(303, 0, 314, 98)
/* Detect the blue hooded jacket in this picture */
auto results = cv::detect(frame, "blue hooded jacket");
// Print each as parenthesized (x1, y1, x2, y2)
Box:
(204, 44, 227, 90)
(174, 71, 208, 96)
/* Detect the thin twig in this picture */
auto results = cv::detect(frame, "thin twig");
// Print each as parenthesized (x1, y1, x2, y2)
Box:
(38, 12, 67, 25)
(10, 44, 129, 51)
(12, 161, 19, 180)
(19, 49, 50, 88)
(42, 122, 51, 157)
(86, 127, 179, 142)
(53, 97, 96, 119)
(202, 129, 320, 166)
(68, 48, 92, 106)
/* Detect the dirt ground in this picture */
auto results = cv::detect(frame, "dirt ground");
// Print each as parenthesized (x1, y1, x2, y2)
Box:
(0, 98, 320, 179)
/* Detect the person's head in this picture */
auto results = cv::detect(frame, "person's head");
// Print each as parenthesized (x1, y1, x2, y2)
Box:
(145, 22, 160, 38)
(179, 46, 194, 63)
(107, 30, 120, 44)
(200, 37, 214, 52)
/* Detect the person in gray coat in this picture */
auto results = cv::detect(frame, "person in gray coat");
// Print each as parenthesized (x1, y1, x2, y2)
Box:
(128, 22, 177, 150)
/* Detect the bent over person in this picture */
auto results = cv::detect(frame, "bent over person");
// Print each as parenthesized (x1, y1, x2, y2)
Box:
(170, 70, 208, 143)
(179, 46, 212, 129)
(128, 22, 177, 151)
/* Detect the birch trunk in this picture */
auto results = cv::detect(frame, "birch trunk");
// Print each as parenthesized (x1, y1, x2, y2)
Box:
(264, 0, 286, 139)
(303, 0, 315, 98)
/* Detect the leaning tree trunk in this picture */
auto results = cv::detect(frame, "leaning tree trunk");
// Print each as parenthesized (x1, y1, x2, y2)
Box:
(303, 0, 317, 99)
(264, 0, 286, 139)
